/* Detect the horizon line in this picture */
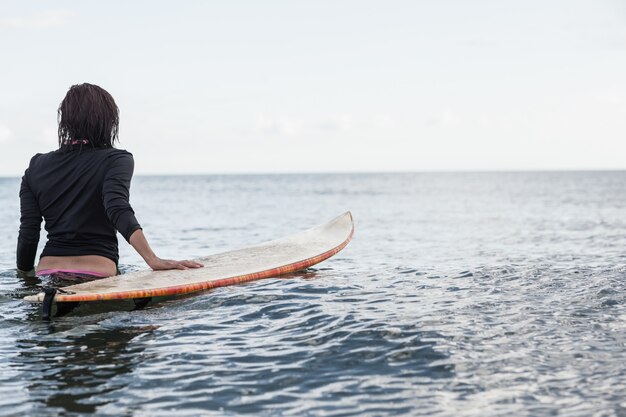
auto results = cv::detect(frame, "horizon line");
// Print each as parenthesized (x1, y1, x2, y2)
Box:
(2, 168, 626, 179)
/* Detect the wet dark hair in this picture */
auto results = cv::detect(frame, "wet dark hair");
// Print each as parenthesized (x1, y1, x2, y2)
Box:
(57, 83, 119, 150)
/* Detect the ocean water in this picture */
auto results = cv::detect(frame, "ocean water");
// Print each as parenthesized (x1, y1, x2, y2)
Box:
(1, 172, 626, 416)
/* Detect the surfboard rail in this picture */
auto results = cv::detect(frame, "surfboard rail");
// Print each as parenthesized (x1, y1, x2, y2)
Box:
(24, 211, 354, 304)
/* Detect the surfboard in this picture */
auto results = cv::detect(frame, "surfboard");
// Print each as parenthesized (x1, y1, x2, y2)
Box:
(24, 211, 354, 304)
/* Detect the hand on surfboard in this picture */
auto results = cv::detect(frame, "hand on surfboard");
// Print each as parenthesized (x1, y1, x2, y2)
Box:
(147, 257, 203, 271)
(129, 230, 203, 271)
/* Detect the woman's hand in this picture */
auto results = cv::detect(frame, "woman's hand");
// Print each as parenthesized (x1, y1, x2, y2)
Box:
(129, 229, 203, 271)
(147, 257, 204, 271)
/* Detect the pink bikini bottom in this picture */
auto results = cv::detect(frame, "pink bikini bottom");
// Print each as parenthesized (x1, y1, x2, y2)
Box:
(36, 268, 110, 279)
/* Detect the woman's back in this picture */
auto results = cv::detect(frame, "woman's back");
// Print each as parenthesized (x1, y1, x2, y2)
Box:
(19, 147, 140, 268)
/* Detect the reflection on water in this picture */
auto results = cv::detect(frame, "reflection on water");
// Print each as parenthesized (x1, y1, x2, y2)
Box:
(1, 173, 626, 416)
(16, 325, 156, 416)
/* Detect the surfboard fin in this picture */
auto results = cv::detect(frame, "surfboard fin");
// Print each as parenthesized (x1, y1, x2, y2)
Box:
(133, 297, 152, 310)
(41, 287, 57, 321)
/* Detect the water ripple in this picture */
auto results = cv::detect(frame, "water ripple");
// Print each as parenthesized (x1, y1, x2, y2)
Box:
(2, 173, 626, 415)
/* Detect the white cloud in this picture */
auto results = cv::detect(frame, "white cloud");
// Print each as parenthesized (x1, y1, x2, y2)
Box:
(1, 10, 74, 29)
(595, 91, 626, 107)
(253, 113, 392, 138)
(317, 115, 353, 132)
(478, 115, 492, 128)
(426, 109, 456, 127)
(0, 123, 12, 144)
(372, 114, 394, 129)
(255, 114, 301, 137)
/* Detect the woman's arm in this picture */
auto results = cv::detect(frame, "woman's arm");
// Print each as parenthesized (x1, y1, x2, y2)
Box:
(103, 152, 202, 271)
(129, 229, 203, 270)
(102, 152, 142, 242)
(16, 170, 42, 274)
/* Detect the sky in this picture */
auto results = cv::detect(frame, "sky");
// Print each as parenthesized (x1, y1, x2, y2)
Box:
(0, 0, 625, 175)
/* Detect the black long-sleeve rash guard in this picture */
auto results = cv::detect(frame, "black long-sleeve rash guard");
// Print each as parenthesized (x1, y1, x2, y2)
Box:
(16, 148, 142, 271)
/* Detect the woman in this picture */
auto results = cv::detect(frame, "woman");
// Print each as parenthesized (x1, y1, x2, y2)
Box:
(17, 83, 202, 279)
